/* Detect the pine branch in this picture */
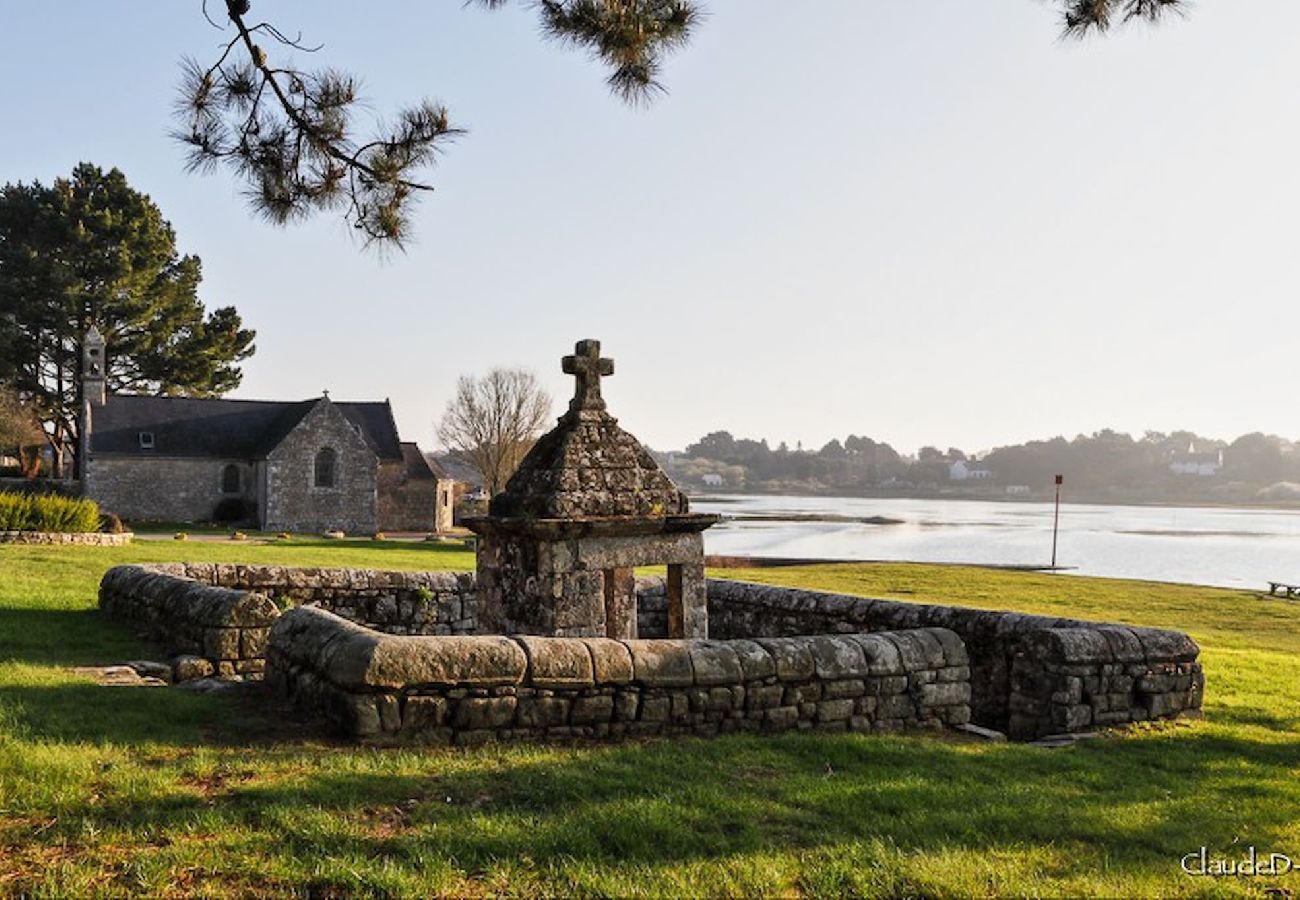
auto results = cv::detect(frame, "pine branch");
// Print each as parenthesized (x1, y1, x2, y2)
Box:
(176, 0, 462, 250)
(1057, 0, 1186, 38)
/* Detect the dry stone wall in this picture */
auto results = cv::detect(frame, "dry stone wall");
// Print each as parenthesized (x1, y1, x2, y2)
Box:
(122, 564, 476, 636)
(684, 579, 1203, 739)
(1, 531, 132, 545)
(99, 565, 278, 677)
(267, 606, 972, 744)
(99, 565, 1203, 741)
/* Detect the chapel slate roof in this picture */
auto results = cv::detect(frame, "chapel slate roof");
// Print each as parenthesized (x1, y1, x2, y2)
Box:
(401, 442, 442, 481)
(89, 395, 404, 461)
(488, 409, 690, 519)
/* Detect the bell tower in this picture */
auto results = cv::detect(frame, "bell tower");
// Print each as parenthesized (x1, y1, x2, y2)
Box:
(83, 325, 106, 407)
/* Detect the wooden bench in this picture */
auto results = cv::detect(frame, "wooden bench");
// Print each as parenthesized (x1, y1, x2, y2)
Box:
(1266, 581, 1300, 599)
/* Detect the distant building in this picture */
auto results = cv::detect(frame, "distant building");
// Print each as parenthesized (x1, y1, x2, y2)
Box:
(78, 327, 455, 533)
(701, 473, 724, 487)
(1005, 485, 1032, 496)
(949, 459, 993, 481)
(1168, 442, 1223, 477)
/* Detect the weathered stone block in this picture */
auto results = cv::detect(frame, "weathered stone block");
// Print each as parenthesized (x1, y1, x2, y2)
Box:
(783, 683, 823, 705)
(516, 696, 571, 728)
(640, 695, 670, 722)
(877, 694, 915, 719)
(614, 690, 639, 721)
(628, 640, 694, 687)
(583, 639, 634, 683)
(755, 639, 815, 681)
(822, 679, 865, 700)
(764, 706, 799, 729)
(728, 639, 776, 680)
(376, 694, 401, 732)
(1052, 703, 1093, 731)
(402, 696, 449, 730)
(172, 654, 214, 682)
(241, 628, 270, 658)
(919, 682, 971, 707)
(571, 695, 615, 725)
(851, 634, 904, 676)
(745, 684, 784, 712)
(688, 642, 743, 685)
(816, 699, 855, 722)
(454, 696, 517, 729)
(515, 636, 594, 687)
(345, 695, 381, 737)
(808, 635, 869, 679)
(203, 628, 241, 660)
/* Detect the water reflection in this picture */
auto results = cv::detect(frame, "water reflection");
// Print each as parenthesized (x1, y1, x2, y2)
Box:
(692, 494, 1300, 589)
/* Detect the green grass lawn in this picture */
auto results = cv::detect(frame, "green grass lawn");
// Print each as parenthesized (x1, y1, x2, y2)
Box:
(1, 543, 1297, 897)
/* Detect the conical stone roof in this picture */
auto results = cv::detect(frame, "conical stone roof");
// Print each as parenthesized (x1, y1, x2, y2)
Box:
(488, 340, 691, 520)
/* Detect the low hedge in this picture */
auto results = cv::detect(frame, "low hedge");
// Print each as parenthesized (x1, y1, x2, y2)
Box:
(0, 491, 101, 533)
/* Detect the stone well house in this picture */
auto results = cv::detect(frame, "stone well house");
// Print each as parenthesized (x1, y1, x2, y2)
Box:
(78, 327, 454, 533)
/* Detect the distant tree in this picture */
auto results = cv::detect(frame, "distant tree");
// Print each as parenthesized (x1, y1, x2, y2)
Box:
(947, 447, 967, 461)
(1224, 433, 1290, 484)
(685, 431, 737, 460)
(0, 385, 45, 477)
(917, 446, 945, 463)
(0, 164, 256, 478)
(436, 368, 553, 496)
(819, 439, 846, 459)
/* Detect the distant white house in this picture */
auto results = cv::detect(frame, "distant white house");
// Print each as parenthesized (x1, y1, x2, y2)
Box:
(1005, 484, 1032, 496)
(1169, 443, 1224, 477)
(949, 459, 993, 481)
(701, 473, 724, 487)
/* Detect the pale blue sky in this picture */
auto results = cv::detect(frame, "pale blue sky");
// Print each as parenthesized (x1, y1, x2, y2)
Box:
(3, 2, 1299, 455)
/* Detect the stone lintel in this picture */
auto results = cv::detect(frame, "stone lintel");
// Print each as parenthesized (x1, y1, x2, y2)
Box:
(464, 514, 719, 540)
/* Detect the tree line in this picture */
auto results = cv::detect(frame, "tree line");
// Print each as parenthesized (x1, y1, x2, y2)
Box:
(672, 429, 1300, 505)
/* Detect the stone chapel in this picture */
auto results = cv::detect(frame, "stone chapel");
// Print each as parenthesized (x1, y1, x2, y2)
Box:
(78, 326, 455, 533)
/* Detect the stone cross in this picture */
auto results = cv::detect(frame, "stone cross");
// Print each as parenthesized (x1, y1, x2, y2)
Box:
(562, 339, 614, 412)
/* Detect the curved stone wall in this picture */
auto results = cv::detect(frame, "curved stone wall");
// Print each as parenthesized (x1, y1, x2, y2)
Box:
(98, 565, 1204, 740)
(267, 606, 973, 744)
(691, 579, 1204, 739)
(118, 563, 475, 635)
(99, 565, 278, 677)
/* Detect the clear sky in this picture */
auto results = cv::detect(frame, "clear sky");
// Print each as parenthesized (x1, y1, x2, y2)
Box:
(3, 2, 1299, 456)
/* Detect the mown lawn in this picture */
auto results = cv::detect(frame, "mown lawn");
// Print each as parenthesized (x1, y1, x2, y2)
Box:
(1, 542, 1297, 897)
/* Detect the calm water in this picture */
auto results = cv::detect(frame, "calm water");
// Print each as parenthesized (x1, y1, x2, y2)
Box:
(690, 494, 1300, 589)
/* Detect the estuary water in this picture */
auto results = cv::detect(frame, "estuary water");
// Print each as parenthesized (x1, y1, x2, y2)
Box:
(690, 494, 1300, 590)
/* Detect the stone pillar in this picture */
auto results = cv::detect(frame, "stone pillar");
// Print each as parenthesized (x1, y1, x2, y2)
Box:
(603, 567, 637, 639)
(667, 563, 707, 639)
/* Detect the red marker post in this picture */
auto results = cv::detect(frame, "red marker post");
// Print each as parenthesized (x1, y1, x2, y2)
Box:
(1051, 474, 1064, 569)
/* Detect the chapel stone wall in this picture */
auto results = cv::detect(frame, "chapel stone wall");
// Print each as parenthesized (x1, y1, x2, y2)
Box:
(264, 402, 378, 534)
(376, 461, 437, 533)
(84, 456, 256, 523)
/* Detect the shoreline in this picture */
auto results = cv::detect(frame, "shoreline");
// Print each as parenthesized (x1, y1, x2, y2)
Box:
(689, 491, 1300, 515)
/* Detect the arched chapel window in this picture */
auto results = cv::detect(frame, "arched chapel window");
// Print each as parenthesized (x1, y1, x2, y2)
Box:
(221, 464, 240, 494)
(314, 448, 337, 488)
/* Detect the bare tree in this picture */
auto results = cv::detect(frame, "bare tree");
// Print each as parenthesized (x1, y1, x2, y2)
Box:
(0, 385, 46, 478)
(437, 368, 554, 496)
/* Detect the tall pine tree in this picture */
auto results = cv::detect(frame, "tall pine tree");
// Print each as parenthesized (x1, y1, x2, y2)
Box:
(0, 163, 255, 476)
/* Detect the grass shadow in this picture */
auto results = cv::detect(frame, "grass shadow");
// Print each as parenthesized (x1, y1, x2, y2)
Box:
(26, 728, 1300, 878)
(0, 606, 151, 667)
